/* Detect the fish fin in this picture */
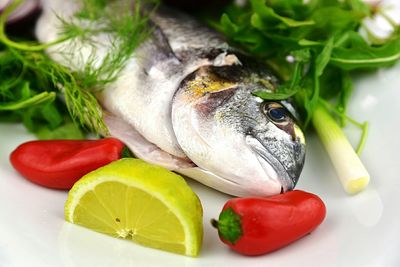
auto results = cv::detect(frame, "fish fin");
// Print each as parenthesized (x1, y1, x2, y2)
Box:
(136, 25, 181, 75)
(103, 113, 194, 170)
(194, 87, 236, 117)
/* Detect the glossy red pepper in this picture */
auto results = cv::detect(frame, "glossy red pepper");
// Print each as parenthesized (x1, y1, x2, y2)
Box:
(10, 138, 125, 189)
(212, 190, 326, 256)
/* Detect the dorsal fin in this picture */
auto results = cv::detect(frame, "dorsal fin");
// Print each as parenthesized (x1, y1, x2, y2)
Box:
(134, 23, 182, 75)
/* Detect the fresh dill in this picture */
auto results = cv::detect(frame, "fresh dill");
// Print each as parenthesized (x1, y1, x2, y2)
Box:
(60, 0, 156, 90)
(0, 0, 155, 137)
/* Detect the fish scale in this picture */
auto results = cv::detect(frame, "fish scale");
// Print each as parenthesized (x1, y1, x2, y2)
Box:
(150, 7, 230, 57)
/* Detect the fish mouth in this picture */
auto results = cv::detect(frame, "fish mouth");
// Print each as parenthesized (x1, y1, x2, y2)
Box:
(246, 135, 295, 192)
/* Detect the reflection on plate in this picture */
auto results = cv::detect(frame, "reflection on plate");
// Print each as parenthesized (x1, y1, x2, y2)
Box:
(1, 62, 399, 267)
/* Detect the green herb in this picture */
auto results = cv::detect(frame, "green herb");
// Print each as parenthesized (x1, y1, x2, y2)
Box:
(0, 1, 70, 51)
(60, 0, 156, 90)
(330, 32, 400, 70)
(213, 0, 399, 125)
(0, 0, 155, 137)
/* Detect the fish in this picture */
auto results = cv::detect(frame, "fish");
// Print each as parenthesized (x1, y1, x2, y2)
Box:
(35, 0, 306, 197)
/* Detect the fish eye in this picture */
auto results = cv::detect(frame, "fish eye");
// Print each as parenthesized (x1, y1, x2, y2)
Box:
(262, 102, 289, 124)
(268, 107, 286, 122)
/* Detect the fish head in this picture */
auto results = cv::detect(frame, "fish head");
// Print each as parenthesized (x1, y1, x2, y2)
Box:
(172, 63, 306, 196)
(244, 100, 306, 190)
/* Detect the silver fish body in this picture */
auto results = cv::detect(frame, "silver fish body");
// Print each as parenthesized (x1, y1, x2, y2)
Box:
(36, 0, 306, 196)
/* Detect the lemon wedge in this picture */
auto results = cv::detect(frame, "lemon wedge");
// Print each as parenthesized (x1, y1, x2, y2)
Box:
(64, 158, 203, 256)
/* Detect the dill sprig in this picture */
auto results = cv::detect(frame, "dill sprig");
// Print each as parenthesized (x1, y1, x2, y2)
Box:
(61, 0, 155, 90)
(0, 0, 155, 136)
(58, 0, 156, 133)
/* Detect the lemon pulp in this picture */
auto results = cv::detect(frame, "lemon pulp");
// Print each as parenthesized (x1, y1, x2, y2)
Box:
(65, 158, 203, 256)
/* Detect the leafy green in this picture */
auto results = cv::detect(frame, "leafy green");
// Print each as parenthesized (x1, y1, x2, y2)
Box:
(250, 0, 315, 28)
(211, 0, 399, 131)
(303, 37, 334, 126)
(0, 44, 81, 138)
(0, 1, 70, 52)
(36, 122, 85, 140)
(253, 48, 310, 100)
(0, 90, 55, 111)
(0, 0, 154, 138)
(330, 32, 400, 70)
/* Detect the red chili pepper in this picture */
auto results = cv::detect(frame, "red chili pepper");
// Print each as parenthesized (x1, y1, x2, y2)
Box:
(212, 190, 326, 256)
(10, 138, 125, 189)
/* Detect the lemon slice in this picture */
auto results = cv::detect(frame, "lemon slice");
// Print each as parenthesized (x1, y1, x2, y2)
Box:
(64, 158, 203, 256)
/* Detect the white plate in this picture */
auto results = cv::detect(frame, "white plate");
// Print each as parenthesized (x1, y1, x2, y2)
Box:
(1, 62, 399, 267)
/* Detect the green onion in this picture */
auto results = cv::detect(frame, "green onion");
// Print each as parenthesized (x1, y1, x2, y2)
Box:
(312, 102, 369, 194)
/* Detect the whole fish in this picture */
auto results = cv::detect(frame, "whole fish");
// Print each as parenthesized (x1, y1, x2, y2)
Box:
(36, 0, 306, 197)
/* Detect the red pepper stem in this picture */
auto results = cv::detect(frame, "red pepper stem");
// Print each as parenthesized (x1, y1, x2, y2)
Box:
(211, 219, 219, 229)
(213, 207, 242, 245)
(121, 146, 134, 158)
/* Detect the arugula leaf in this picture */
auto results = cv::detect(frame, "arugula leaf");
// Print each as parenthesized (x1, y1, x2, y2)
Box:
(315, 38, 334, 77)
(303, 37, 334, 126)
(0, 91, 55, 111)
(253, 48, 309, 101)
(336, 71, 353, 126)
(291, 49, 311, 62)
(250, 1, 314, 29)
(36, 122, 85, 140)
(253, 87, 298, 100)
(40, 102, 64, 129)
(211, 0, 398, 130)
(330, 32, 400, 70)
(309, 7, 363, 38)
(220, 14, 239, 37)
